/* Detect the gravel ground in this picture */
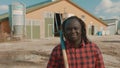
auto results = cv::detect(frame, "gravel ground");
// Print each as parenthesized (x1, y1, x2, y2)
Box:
(0, 35, 120, 68)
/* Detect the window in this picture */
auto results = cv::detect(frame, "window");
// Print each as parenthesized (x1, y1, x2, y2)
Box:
(44, 11, 54, 18)
(81, 15, 85, 21)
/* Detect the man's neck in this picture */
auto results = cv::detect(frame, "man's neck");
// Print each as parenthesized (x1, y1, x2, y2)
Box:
(71, 39, 82, 48)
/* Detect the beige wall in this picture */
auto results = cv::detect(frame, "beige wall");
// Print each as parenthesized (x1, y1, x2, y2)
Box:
(26, 0, 106, 38)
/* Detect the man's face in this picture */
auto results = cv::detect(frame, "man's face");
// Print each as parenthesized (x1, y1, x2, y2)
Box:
(64, 20, 81, 42)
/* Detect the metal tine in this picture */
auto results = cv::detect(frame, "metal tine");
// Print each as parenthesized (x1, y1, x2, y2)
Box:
(54, 14, 59, 32)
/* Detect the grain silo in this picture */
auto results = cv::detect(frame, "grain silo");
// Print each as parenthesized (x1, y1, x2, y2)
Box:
(9, 2, 25, 39)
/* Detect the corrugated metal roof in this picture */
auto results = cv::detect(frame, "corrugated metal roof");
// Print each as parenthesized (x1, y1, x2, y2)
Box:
(0, 13, 9, 21)
(103, 19, 120, 29)
(103, 19, 118, 24)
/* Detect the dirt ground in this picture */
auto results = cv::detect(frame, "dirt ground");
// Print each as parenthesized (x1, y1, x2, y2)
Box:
(0, 35, 120, 68)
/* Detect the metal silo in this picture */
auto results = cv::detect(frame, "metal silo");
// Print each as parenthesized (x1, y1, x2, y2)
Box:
(9, 2, 25, 39)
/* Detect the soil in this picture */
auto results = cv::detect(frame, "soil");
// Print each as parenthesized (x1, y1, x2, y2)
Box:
(0, 35, 120, 68)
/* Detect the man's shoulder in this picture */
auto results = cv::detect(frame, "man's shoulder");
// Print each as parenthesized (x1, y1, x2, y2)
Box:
(53, 44, 61, 51)
(51, 44, 62, 55)
(86, 42, 98, 48)
(87, 42, 96, 46)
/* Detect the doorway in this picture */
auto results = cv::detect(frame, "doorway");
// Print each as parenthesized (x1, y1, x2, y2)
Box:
(91, 25, 94, 35)
(54, 13, 62, 36)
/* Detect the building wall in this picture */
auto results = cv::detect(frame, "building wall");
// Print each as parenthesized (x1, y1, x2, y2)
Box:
(0, 18, 11, 34)
(107, 24, 116, 35)
(0, 18, 11, 39)
(25, 19, 40, 39)
(26, 0, 106, 38)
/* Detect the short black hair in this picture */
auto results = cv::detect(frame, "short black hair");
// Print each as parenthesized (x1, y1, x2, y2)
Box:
(62, 16, 89, 44)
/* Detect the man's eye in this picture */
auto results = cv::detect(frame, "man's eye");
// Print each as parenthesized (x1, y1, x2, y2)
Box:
(66, 28, 71, 31)
(74, 27, 79, 30)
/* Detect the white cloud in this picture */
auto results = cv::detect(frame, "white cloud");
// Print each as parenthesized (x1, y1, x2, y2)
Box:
(95, 0, 120, 14)
(99, 16, 105, 19)
(110, 16, 119, 19)
(0, 5, 8, 10)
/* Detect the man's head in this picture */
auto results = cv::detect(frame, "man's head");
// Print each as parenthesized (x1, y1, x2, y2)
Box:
(62, 16, 89, 44)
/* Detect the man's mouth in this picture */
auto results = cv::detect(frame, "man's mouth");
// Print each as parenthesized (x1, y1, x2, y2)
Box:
(71, 34, 77, 38)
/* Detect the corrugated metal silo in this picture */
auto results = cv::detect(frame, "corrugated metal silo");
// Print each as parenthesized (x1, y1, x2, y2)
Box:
(9, 2, 25, 39)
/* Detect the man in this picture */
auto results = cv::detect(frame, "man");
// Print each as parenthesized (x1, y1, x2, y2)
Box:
(47, 16, 105, 68)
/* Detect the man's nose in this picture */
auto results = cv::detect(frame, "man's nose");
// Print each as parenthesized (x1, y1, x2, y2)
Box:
(71, 29, 75, 33)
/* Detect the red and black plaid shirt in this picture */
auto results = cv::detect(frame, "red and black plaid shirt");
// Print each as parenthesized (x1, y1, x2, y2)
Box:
(47, 41, 105, 68)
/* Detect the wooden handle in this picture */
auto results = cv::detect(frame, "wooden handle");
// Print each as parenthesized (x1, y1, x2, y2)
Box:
(62, 49, 69, 68)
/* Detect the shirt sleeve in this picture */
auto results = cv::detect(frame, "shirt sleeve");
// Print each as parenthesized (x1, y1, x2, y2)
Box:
(47, 46, 60, 68)
(94, 44, 105, 68)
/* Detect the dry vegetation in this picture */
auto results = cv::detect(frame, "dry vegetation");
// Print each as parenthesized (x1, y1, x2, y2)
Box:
(0, 35, 120, 68)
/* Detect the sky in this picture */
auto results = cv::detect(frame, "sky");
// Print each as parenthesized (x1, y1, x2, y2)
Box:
(0, 0, 120, 19)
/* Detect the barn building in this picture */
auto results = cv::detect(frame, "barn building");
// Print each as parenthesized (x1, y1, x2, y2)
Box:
(0, 0, 107, 39)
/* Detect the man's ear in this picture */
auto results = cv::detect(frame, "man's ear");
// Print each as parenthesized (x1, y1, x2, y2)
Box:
(63, 32, 67, 38)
